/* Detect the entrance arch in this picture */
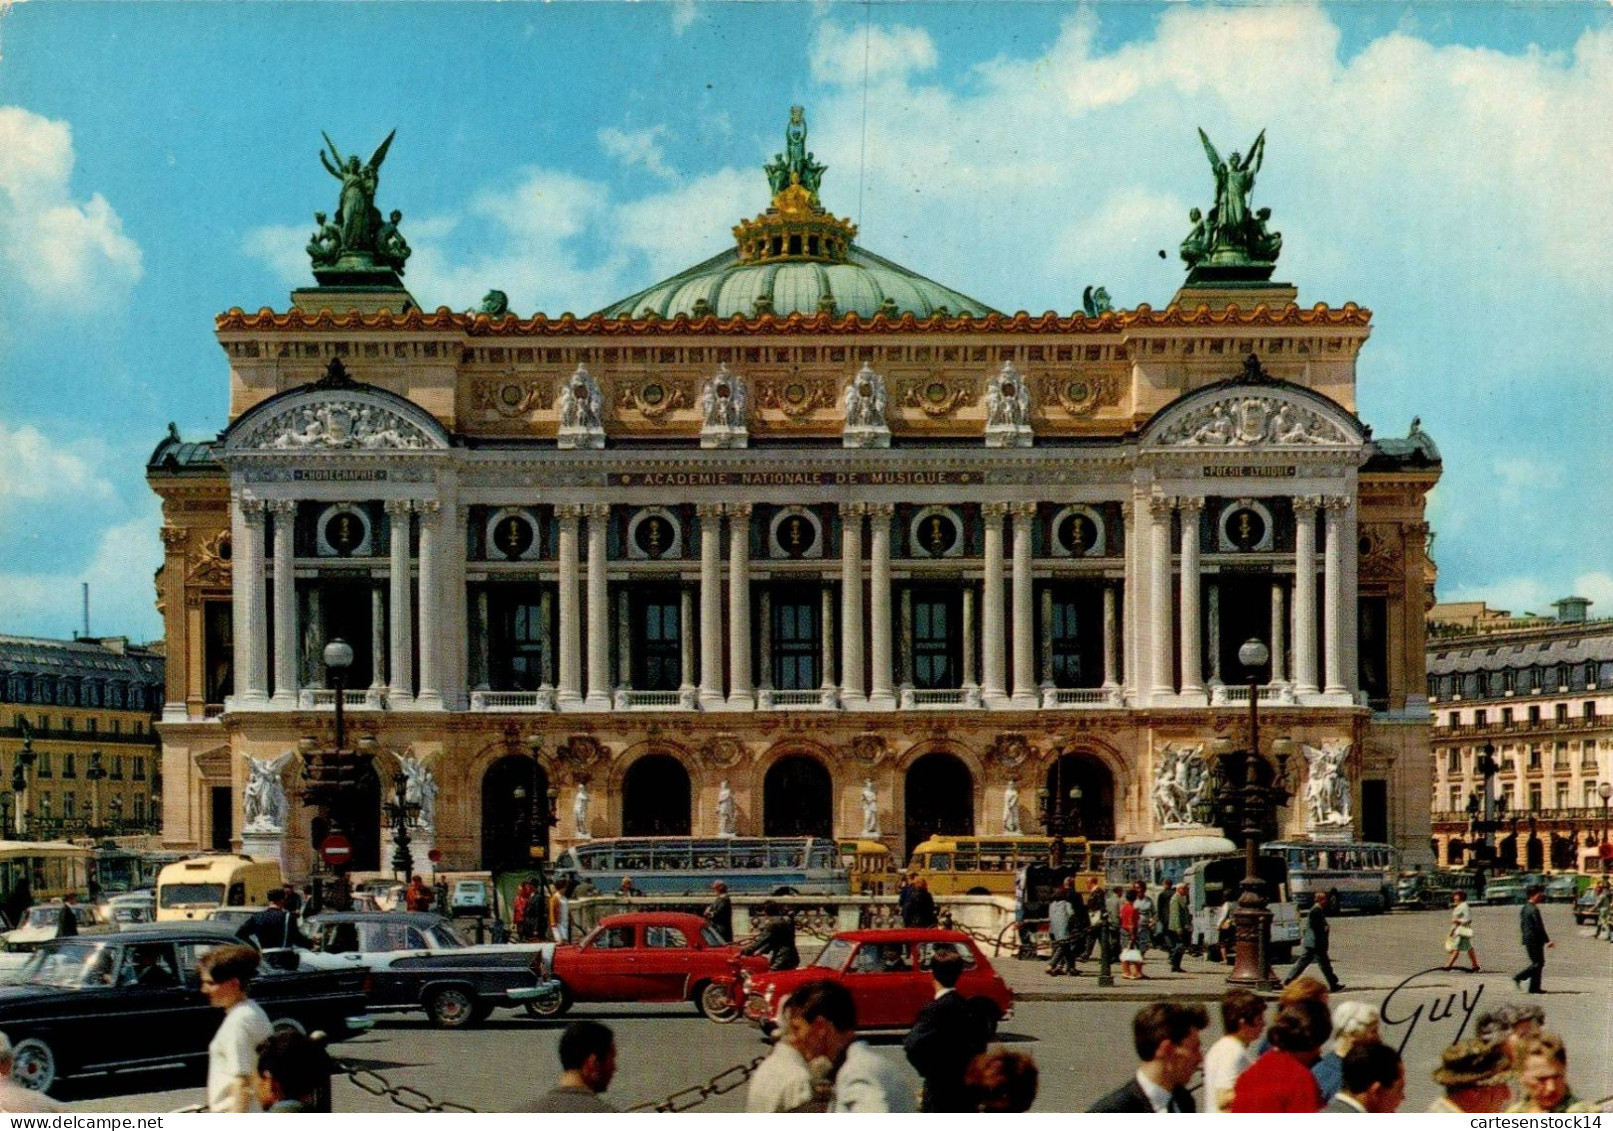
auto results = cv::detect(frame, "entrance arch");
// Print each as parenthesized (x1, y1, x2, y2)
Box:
(622, 754, 692, 836)
(1043, 752, 1117, 842)
(904, 752, 974, 857)
(482, 755, 550, 870)
(1524, 834, 1544, 872)
(1549, 834, 1577, 871)
(763, 756, 834, 838)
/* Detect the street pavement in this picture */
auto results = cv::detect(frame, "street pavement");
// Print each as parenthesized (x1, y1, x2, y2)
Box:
(68, 903, 1610, 1113)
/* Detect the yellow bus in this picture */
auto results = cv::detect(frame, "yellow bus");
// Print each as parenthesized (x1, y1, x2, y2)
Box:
(0, 842, 92, 923)
(907, 836, 1111, 896)
(837, 840, 897, 895)
(156, 854, 285, 921)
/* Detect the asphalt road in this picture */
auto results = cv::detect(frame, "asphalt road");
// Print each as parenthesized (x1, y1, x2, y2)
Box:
(65, 904, 1612, 1113)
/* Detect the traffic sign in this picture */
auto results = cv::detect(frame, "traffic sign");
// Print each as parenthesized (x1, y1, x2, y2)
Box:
(319, 834, 353, 866)
(1599, 841, 1612, 860)
(427, 848, 442, 863)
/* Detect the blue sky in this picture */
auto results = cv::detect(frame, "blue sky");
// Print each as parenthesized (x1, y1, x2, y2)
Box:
(1, 1, 1610, 642)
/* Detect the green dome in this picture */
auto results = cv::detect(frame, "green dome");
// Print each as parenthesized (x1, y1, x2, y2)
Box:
(598, 243, 996, 321)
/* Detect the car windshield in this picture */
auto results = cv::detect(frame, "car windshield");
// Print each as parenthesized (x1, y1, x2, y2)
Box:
(428, 924, 467, 949)
(25, 906, 63, 928)
(160, 883, 225, 908)
(21, 941, 114, 988)
(813, 938, 854, 970)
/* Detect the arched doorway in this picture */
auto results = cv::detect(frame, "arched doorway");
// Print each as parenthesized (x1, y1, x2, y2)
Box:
(1447, 838, 1466, 866)
(482, 755, 550, 870)
(1497, 834, 1518, 869)
(1043, 752, 1117, 842)
(763, 756, 833, 838)
(904, 752, 974, 857)
(622, 754, 692, 836)
(1549, 834, 1577, 871)
(1524, 834, 1544, 872)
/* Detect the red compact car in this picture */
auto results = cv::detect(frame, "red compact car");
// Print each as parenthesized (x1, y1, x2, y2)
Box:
(741, 929, 1013, 1033)
(531, 912, 768, 1022)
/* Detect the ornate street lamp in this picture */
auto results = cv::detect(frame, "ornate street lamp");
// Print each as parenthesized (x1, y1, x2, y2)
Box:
(301, 638, 359, 909)
(1211, 638, 1293, 990)
(1599, 781, 1612, 874)
(323, 638, 355, 752)
(11, 722, 36, 838)
(384, 769, 421, 879)
(86, 750, 107, 837)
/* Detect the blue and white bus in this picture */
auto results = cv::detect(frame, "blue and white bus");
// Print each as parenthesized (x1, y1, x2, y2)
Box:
(552, 837, 848, 896)
(1103, 835, 1241, 889)
(1261, 840, 1399, 913)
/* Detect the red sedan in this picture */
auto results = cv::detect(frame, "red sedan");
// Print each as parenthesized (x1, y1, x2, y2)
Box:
(531, 912, 768, 1021)
(741, 929, 1013, 1033)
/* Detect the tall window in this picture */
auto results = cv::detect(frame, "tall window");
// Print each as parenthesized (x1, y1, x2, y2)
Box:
(771, 591, 821, 691)
(630, 588, 682, 692)
(1555, 783, 1569, 809)
(910, 589, 961, 690)
(134, 795, 147, 822)
(1448, 787, 1462, 811)
(1527, 783, 1542, 810)
(1555, 703, 1568, 724)
(63, 753, 76, 779)
(1445, 747, 1461, 773)
(64, 792, 76, 819)
(490, 586, 548, 691)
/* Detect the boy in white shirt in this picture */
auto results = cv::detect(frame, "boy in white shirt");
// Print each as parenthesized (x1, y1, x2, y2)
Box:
(199, 944, 274, 1112)
(1202, 987, 1265, 1113)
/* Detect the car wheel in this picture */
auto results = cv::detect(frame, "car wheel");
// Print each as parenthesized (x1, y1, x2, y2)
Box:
(12, 1038, 57, 1093)
(695, 981, 740, 1023)
(426, 987, 477, 1029)
(525, 983, 571, 1019)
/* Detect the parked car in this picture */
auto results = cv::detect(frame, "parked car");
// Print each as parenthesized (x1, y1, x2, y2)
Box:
(204, 906, 266, 932)
(449, 880, 492, 918)
(1544, 874, 1587, 903)
(302, 911, 556, 1028)
(0, 926, 372, 1094)
(741, 929, 1013, 1035)
(530, 912, 768, 1023)
(3, 903, 117, 953)
(1572, 887, 1604, 925)
(105, 892, 158, 930)
(1481, 873, 1545, 905)
(1395, 868, 1484, 910)
(354, 880, 408, 912)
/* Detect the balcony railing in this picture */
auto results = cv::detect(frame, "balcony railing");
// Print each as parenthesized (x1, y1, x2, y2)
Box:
(1213, 683, 1294, 706)
(899, 686, 981, 709)
(1431, 807, 1607, 824)
(1434, 714, 1603, 737)
(758, 688, 839, 710)
(469, 688, 557, 712)
(297, 688, 387, 710)
(613, 688, 697, 711)
(1040, 686, 1124, 709)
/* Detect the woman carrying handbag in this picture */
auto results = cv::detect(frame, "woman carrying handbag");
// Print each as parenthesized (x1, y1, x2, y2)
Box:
(1442, 889, 1481, 971)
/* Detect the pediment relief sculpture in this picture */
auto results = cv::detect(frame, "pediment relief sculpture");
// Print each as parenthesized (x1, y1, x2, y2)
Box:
(1156, 394, 1352, 448)
(241, 398, 439, 451)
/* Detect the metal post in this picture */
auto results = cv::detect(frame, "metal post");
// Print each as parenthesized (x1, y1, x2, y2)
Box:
(1228, 639, 1280, 990)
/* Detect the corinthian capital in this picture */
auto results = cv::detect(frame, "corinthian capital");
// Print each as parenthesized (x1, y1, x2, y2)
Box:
(1148, 494, 1176, 520)
(982, 502, 1010, 518)
(383, 498, 414, 517)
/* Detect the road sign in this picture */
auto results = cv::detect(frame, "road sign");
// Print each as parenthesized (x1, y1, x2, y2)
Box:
(319, 834, 353, 866)
(1599, 841, 1612, 860)
(428, 848, 442, 863)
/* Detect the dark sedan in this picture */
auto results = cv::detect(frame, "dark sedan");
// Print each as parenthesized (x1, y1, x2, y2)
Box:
(1, 926, 373, 1094)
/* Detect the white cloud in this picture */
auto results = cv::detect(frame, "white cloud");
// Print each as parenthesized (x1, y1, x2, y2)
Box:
(598, 125, 676, 181)
(669, 0, 699, 37)
(613, 167, 756, 282)
(0, 423, 115, 509)
(0, 106, 142, 304)
(811, 20, 938, 87)
(241, 223, 309, 290)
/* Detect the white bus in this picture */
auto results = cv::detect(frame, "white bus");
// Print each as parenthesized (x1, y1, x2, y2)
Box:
(1262, 840, 1399, 914)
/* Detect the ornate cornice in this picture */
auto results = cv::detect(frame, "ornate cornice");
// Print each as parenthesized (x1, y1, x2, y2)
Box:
(216, 302, 1371, 337)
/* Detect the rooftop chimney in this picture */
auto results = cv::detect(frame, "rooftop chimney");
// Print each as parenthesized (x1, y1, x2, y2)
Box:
(1552, 596, 1591, 623)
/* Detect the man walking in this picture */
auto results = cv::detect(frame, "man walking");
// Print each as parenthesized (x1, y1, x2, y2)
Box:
(235, 887, 312, 953)
(531, 1021, 618, 1111)
(1046, 881, 1078, 976)
(1165, 882, 1192, 972)
(1513, 884, 1552, 994)
(1284, 890, 1343, 992)
(904, 949, 988, 1111)
(1081, 879, 1106, 961)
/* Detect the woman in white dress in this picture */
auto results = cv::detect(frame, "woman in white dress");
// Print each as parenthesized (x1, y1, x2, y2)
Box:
(1442, 889, 1480, 971)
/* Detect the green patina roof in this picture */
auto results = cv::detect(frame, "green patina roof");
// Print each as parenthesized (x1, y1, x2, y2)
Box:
(597, 243, 997, 321)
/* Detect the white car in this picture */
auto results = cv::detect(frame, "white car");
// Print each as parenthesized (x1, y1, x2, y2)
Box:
(104, 892, 157, 930)
(449, 880, 492, 918)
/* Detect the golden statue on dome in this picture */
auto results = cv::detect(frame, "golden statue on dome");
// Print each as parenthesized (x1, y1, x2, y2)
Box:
(735, 106, 857, 267)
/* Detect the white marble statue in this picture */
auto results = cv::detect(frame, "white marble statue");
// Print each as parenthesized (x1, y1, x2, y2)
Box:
(1303, 742, 1352, 827)
(860, 778, 880, 838)
(984, 361, 1033, 448)
(1002, 779, 1022, 835)
(842, 364, 891, 447)
(557, 365, 605, 449)
(717, 779, 737, 838)
(393, 751, 438, 834)
(573, 781, 592, 840)
(1152, 744, 1210, 828)
(242, 752, 293, 834)
(700, 364, 749, 448)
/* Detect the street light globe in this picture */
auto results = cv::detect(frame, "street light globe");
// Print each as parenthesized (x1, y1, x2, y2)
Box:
(323, 638, 355, 672)
(1238, 638, 1270, 670)
(1600, 781, 1612, 801)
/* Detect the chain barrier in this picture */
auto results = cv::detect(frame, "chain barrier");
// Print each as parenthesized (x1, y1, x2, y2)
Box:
(626, 1054, 769, 1113)
(335, 1057, 479, 1113)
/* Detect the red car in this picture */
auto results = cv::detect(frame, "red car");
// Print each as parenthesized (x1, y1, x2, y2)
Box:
(530, 912, 768, 1022)
(741, 929, 1013, 1033)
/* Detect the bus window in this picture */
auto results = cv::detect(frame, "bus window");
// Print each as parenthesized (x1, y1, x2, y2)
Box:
(953, 850, 978, 873)
(576, 845, 612, 869)
(618, 848, 651, 872)
(808, 843, 836, 869)
(929, 854, 952, 872)
(769, 845, 801, 869)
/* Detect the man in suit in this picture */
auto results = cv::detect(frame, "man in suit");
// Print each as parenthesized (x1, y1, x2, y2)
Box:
(1284, 890, 1343, 992)
(1324, 1042, 1404, 1113)
(1165, 882, 1192, 972)
(235, 887, 311, 952)
(56, 892, 80, 939)
(704, 881, 733, 942)
(1513, 885, 1552, 994)
(902, 878, 938, 928)
(904, 949, 986, 1111)
(1087, 1002, 1207, 1112)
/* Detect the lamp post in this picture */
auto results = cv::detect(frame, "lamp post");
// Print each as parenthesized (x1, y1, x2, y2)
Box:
(384, 769, 421, 880)
(1471, 744, 1500, 878)
(324, 638, 354, 752)
(302, 638, 357, 910)
(1213, 638, 1293, 990)
(11, 721, 35, 838)
(86, 750, 107, 838)
(1599, 782, 1612, 874)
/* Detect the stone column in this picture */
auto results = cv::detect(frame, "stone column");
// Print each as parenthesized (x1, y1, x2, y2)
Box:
(1342, 494, 1360, 695)
(1323, 496, 1347, 696)
(1149, 495, 1176, 700)
(616, 589, 632, 689)
(385, 499, 414, 707)
(439, 493, 469, 710)
(897, 587, 913, 689)
(840, 504, 866, 707)
(584, 503, 612, 710)
(820, 584, 837, 693)
(556, 505, 583, 708)
(679, 587, 696, 691)
(415, 500, 444, 710)
(698, 504, 725, 708)
(757, 588, 774, 692)
(1207, 582, 1222, 684)
(727, 504, 754, 708)
(1269, 581, 1287, 684)
(1121, 499, 1138, 701)
(232, 494, 269, 704)
(962, 585, 978, 689)
(1102, 583, 1119, 689)
(867, 504, 895, 709)
(468, 587, 489, 690)
(269, 500, 298, 706)
(1292, 496, 1319, 696)
(1177, 497, 1204, 700)
(981, 503, 1008, 707)
(539, 589, 555, 688)
(368, 584, 385, 691)
(1010, 503, 1038, 708)
(302, 585, 327, 689)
